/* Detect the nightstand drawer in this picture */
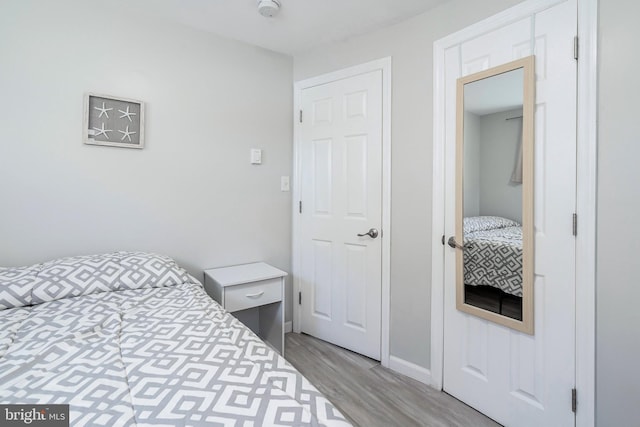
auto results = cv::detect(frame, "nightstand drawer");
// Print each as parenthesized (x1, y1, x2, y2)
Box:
(224, 278, 282, 312)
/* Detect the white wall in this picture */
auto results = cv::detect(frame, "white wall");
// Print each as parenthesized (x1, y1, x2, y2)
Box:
(0, 1, 295, 320)
(478, 108, 523, 223)
(463, 112, 481, 217)
(464, 108, 523, 223)
(596, 0, 640, 423)
(294, 0, 525, 368)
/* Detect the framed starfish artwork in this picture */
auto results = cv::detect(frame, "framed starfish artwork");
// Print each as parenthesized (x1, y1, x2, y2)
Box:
(84, 93, 145, 149)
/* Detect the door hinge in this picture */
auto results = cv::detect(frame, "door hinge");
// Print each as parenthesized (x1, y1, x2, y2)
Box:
(299, 201, 302, 214)
(573, 213, 578, 236)
(574, 36, 579, 60)
(442, 235, 445, 245)
(299, 110, 303, 123)
(298, 291, 302, 305)
(572, 388, 577, 413)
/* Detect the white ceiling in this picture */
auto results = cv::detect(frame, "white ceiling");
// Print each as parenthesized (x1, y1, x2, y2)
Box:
(121, 0, 451, 56)
(464, 69, 524, 116)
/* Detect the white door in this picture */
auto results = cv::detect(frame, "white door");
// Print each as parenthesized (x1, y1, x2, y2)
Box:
(298, 70, 383, 360)
(443, 1, 577, 426)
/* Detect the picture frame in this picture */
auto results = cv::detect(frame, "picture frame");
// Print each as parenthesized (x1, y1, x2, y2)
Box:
(83, 93, 145, 149)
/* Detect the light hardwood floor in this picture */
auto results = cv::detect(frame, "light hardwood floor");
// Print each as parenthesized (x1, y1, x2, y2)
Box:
(285, 333, 500, 427)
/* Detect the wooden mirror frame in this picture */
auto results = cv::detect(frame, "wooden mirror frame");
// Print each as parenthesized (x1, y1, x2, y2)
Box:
(455, 56, 535, 334)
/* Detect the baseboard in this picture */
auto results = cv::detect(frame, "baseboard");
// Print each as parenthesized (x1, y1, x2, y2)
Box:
(388, 355, 432, 385)
(284, 321, 292, 333)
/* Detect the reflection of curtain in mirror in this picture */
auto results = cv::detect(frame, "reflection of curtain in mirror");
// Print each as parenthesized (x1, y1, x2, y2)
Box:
(510, 118, 523, 184)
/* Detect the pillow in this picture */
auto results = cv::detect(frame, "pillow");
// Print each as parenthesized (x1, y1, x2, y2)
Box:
(1, 252, 193, 310)
(119, 252, 191, 290)
(32, 253, 122, 305)
(0, 267, 38, 310)
(463, 216, 520, 234)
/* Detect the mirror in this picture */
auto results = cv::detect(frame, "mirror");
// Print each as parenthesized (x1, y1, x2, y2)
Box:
(455, 56, 535, 334)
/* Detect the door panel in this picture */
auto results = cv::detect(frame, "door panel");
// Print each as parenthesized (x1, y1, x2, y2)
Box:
(345, 243, 367, 330)
(443, 1, 577, 425)
(312, 139, 332, 214)
(300, 70, 382, 360)
(460, 18, 531, 75)
(345, 135, 368, 217)
(311, 239, 332, 319)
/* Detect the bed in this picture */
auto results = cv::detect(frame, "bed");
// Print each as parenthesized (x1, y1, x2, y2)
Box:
(463, 216, 523, 297)
(0, 252, 351, 426)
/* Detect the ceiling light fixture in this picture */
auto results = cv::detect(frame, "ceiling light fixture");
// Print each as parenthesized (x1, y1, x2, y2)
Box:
(257, 0, 281, 18)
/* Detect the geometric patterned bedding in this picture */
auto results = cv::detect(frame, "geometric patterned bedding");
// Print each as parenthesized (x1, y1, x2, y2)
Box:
(0, 252, 351, 426)
(463, 225, 523, 297)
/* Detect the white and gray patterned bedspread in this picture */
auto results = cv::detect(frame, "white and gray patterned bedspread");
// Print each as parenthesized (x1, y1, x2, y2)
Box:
(0, 252, 350, 426)
(463, 226, 523, 297)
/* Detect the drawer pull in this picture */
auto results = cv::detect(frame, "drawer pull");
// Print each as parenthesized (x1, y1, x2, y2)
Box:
(245, 291, 265, 298)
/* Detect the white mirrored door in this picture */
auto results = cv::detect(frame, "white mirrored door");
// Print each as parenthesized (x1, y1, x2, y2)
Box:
(442, 1, 577, 425)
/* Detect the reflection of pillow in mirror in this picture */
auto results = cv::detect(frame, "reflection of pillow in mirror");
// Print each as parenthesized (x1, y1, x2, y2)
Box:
(463, 216, 520, 233)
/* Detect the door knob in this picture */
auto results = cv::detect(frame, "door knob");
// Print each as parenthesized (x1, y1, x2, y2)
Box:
(358, 228, 379, 239)
(447, 236, 465, 250)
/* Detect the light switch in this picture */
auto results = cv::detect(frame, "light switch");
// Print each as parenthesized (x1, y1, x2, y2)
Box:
(251, 149, 262, 165)
(281, 176, 290, 192)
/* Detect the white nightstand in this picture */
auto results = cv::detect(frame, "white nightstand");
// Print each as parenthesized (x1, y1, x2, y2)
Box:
(203, 262, 287, 356)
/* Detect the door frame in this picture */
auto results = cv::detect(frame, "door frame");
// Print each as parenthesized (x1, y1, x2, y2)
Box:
(430, 0, 597, 425)
(292, 58, 392, 367)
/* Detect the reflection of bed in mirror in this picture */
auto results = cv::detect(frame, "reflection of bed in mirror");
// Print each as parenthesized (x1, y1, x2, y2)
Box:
(463, 216, 523, 320)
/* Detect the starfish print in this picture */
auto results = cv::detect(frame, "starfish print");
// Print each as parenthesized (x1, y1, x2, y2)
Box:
(92, 122, 112, 139)
(94, 102, 113, 119)
(118, 125, 137, 142)
(118, 106, 137, 122)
